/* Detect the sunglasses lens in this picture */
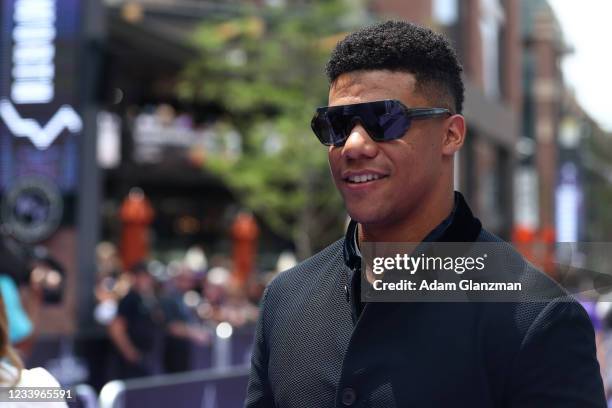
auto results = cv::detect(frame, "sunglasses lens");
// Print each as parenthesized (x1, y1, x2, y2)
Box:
(376, 101, 411, 140)
(312, 113, 343, 146)
(311, 100, 412, 146)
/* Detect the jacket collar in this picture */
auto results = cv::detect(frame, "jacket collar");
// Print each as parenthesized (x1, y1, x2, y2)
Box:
(344, 218, 361, 270)
(343, 191, 482, 269)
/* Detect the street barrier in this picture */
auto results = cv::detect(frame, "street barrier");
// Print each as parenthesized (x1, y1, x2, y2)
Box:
(98, 365, 250, 408)
(69, 383, 99, 408)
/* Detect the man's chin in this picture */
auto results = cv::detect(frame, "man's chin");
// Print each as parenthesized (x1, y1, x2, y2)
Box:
(346, 208, 388, 226)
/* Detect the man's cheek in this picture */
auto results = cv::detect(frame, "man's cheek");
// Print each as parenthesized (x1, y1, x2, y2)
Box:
(329, 165, 341, 184)
(328, 160, 342, 181)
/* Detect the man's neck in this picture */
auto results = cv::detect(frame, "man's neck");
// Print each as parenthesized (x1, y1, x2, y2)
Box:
(358, 191, 454, 244)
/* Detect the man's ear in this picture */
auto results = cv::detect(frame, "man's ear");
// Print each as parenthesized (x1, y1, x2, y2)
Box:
(441, 114, 466, 156)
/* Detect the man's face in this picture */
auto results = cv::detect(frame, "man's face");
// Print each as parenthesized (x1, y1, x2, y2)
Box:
(327, 70, 450, 229)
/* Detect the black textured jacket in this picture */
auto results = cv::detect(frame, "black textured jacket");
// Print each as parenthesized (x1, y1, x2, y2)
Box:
(245, 193, 606, 407)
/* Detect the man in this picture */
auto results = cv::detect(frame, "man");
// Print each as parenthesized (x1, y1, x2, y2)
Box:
(108, 262, 163, 379)
(161, 264, 209, 373)
(245, 21, 606, 407)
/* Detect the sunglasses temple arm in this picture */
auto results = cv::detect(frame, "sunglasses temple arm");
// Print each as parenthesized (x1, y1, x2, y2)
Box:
(406, 108, 451, 119)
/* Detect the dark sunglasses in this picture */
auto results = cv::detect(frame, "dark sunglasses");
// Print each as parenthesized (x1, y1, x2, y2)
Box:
(311, 99, 451, 146)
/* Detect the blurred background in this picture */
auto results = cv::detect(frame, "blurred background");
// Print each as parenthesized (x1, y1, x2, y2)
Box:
(1, 0, 612, 406)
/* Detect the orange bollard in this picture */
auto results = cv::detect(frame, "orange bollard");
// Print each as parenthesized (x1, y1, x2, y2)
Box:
(231, 212, 259, 287)
(119, 188, 154, 271)
(512, 225, 536, 265)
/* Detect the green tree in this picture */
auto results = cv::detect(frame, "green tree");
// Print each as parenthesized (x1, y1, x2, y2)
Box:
(178, 2, 361, 258)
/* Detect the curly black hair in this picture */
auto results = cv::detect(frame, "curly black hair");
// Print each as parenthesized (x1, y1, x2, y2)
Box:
(325, 20, 464, 114)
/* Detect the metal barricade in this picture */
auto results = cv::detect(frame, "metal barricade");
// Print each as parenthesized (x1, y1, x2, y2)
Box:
(98, 365, 250, 408)
(69, 383, 99, 408)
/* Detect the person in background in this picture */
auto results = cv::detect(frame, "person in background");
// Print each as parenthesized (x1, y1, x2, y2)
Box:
(0, 237, 34, 356)
(223, 280, 259, 329)
(161, 263, 209, 373)
(93, 242, 129, 326)
(0, 292, 67, 407)
(198, 266, 230, 325)
(0, 274, 32, 351)
(108, 261, 164, 379)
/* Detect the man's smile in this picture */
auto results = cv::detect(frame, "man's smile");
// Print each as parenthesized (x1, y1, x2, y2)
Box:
(341, 170, 390, 189)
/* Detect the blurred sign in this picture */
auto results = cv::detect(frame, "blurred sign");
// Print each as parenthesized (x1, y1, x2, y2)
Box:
(556, 163, 581, 243)
(97, 111, 121, 169)
(132, 111, 242, 166)
(0, 176, 63, 242)
(556, 116, 584, 243)
(0, 0, 82, 195)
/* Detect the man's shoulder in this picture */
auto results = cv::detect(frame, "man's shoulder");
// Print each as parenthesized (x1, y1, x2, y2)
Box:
(476, 228, 563, 297)
(269, 238, 345, 286)
(117, 289, 141, 314)
(474, 229, 589, 346)
(265, 238, 345, 301)
(475, 228, 505, 243)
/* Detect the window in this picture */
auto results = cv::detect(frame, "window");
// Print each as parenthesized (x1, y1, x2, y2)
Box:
(479, 0, 505, 98)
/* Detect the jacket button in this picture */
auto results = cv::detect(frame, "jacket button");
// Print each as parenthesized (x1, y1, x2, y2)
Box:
(341, 387, 357, 406)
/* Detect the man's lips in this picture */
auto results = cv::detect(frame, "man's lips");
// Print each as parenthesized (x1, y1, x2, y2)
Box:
(341, 170, 389, 185)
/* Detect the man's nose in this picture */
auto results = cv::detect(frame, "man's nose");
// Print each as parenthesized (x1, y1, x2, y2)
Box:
(341, 123, 378, 159)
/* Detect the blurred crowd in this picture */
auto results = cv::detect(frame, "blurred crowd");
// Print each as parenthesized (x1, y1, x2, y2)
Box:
(92, 241, 278, 381)
(0, 233, 295, 391)
(0, 234, 66, 357)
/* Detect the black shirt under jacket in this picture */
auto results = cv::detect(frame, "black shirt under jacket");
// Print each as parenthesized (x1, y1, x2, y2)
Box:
(245, 192, 606, 407)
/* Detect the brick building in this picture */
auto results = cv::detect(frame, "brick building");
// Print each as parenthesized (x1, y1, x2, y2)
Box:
(519, 0, 568, 251)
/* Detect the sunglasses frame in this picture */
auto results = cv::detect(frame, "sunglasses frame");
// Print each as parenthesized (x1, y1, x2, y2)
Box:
(311, 99, 452, 146)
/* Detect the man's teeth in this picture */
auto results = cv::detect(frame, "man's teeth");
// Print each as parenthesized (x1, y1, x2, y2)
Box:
(348, 174, 382, 183)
